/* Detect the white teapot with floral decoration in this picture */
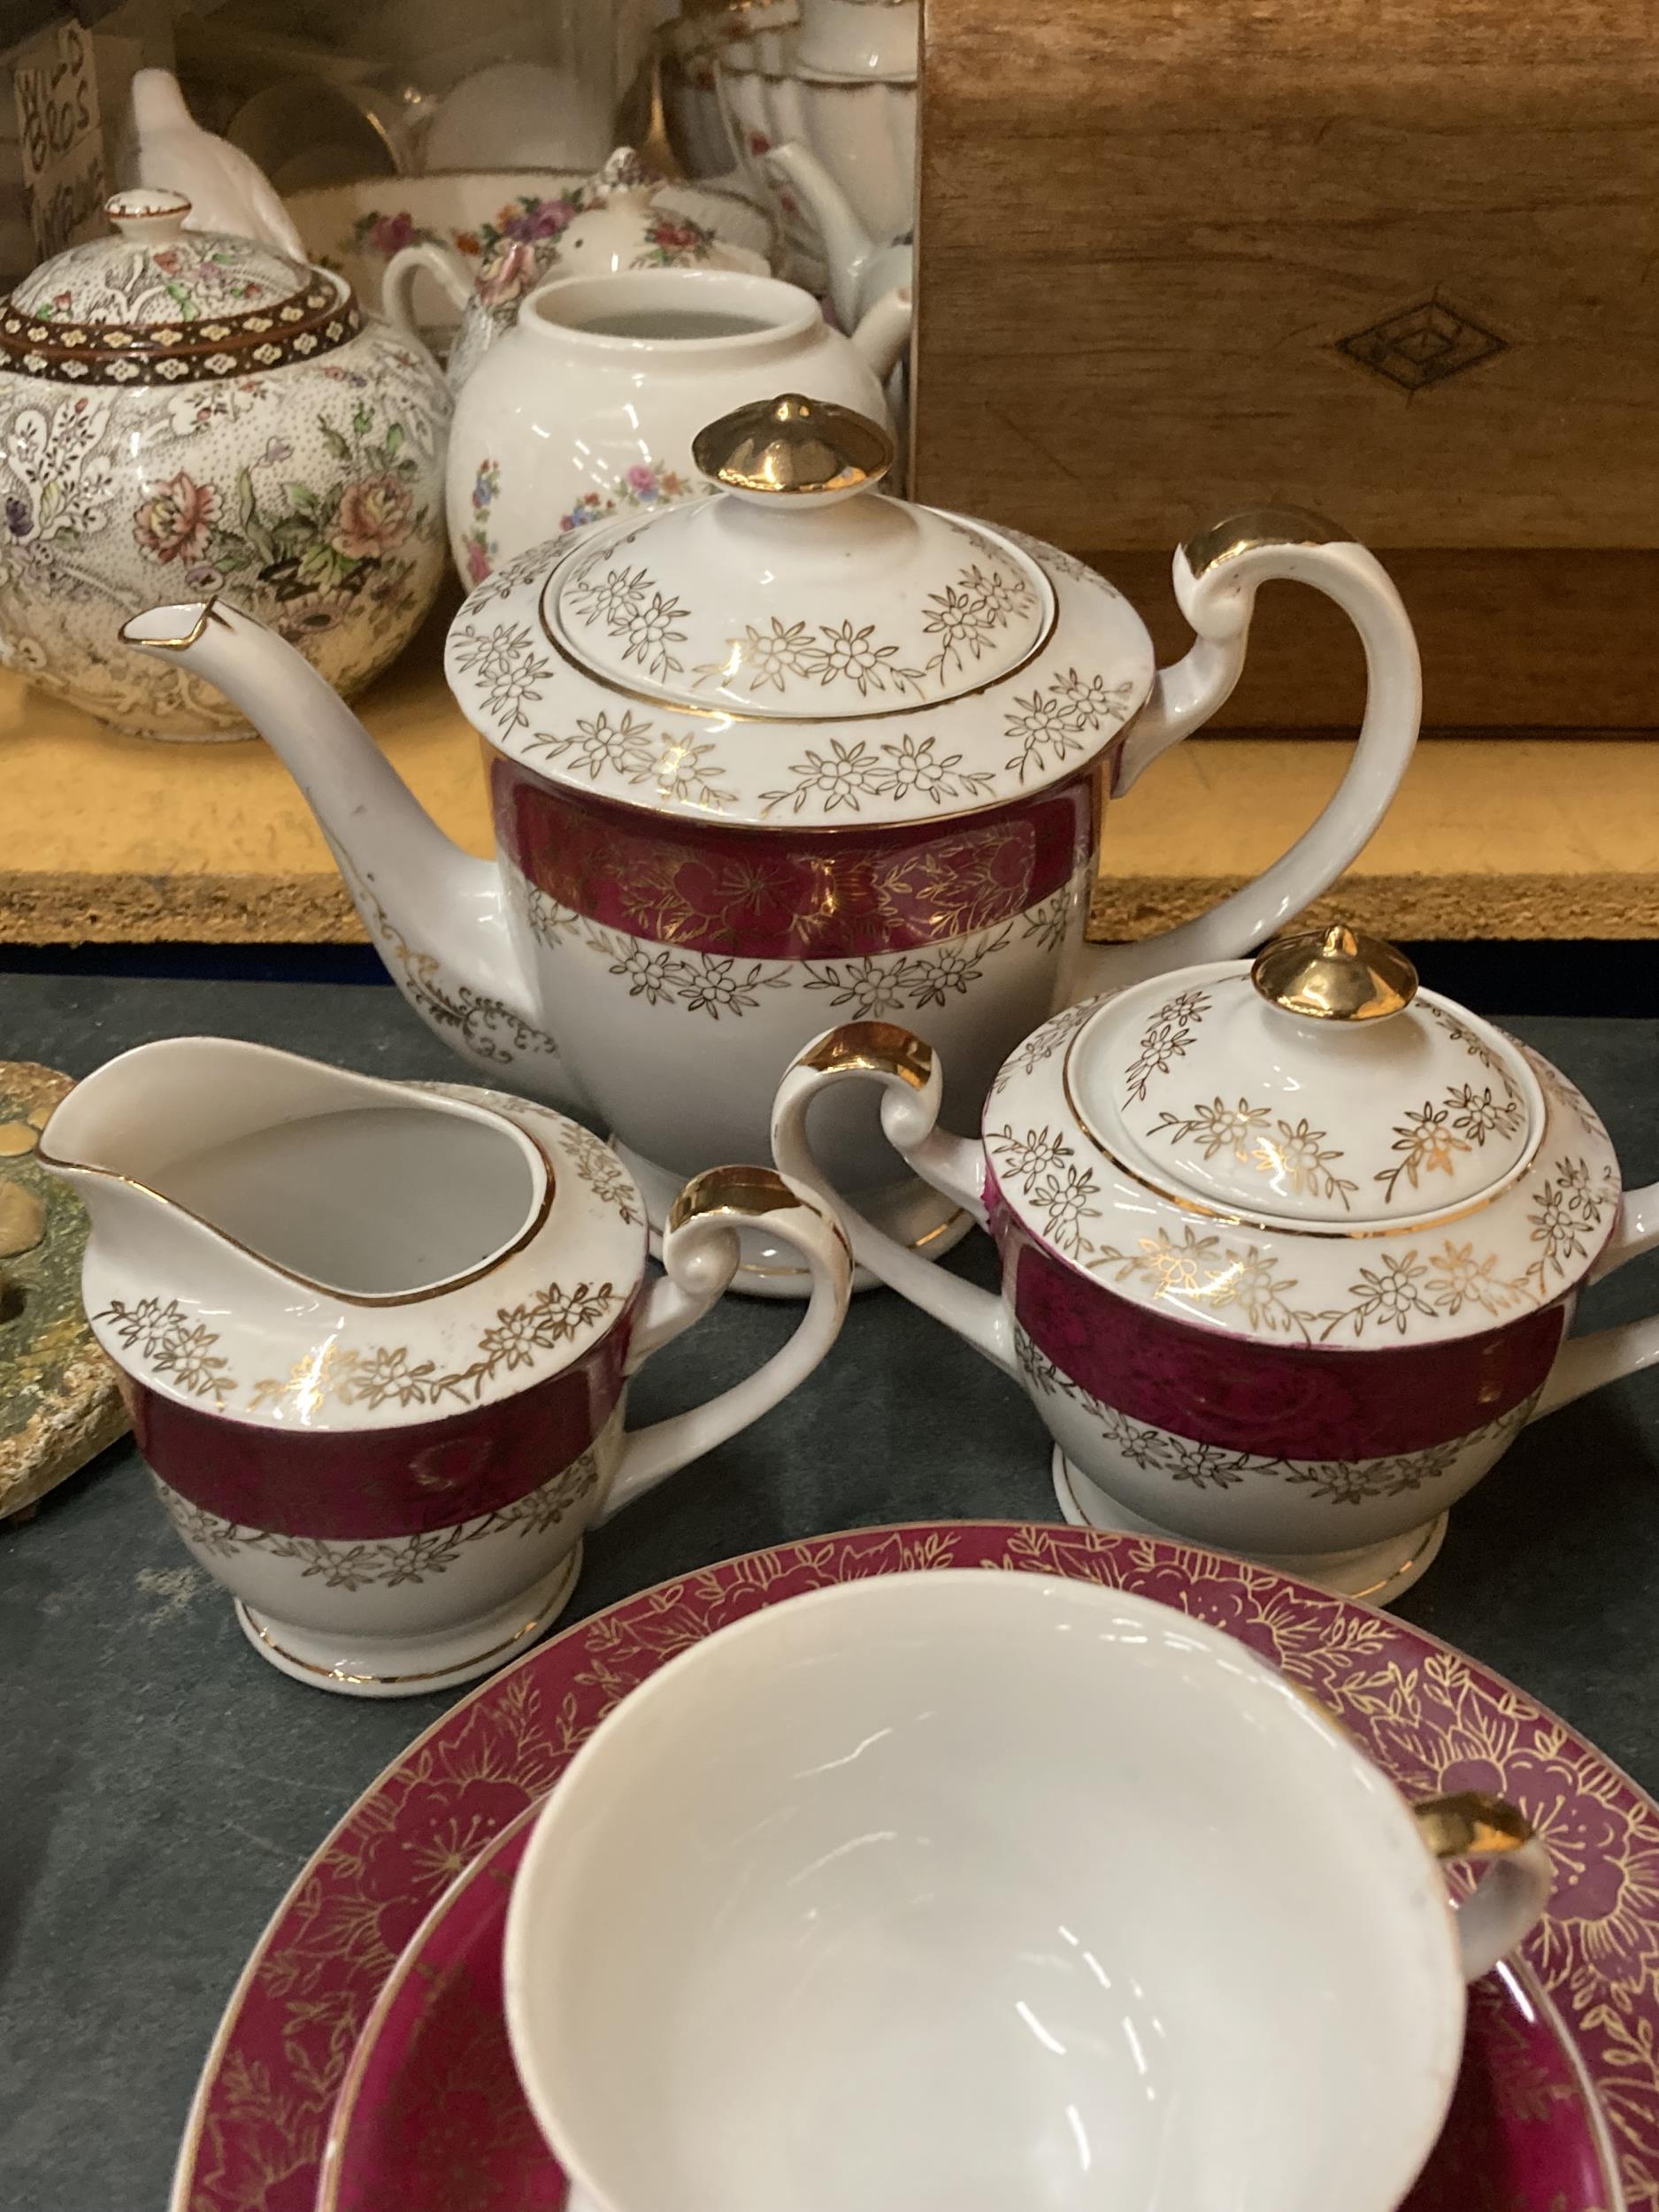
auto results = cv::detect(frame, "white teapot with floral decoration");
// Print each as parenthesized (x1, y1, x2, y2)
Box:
(772, 926, 1659, 1600)
(0, 188, 449, 741)
(122, 393, 1423, 1293)
(42, 1037, 849, 1695)
(382, 148, 776, 396)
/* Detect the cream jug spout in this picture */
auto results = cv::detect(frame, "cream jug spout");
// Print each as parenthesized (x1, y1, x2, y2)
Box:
(42, 1034, 557, 1314)
(37, 1036, 359, 1309)
(120, 599, 580, 1104)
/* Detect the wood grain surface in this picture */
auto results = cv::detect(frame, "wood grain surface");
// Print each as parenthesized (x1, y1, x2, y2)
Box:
(912, 0, 1659, 728)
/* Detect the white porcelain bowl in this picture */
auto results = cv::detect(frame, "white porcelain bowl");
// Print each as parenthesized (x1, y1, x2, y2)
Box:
(287, 170, 779, 333)
(505, 1570, 1547, 2212)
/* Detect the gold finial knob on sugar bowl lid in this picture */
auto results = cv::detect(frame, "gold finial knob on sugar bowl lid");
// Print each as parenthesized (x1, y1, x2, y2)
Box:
(692, 393, 895, 503)
(1250, 922, 1418, 1022)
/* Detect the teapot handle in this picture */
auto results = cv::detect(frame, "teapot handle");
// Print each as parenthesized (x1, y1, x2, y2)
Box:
(599, 1168, 852, 1520)
(1072, 512, 1422, 995)
(771, 1025, 1018, 1377)
(1529, 1178, 1659, 1419)
(382, 240, 472, 341)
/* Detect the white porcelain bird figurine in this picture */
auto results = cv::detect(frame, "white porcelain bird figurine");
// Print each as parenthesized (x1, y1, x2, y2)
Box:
(126, 68, 306, 258)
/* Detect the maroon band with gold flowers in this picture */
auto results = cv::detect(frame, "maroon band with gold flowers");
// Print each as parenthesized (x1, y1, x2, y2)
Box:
(493, 757, 1098, 960)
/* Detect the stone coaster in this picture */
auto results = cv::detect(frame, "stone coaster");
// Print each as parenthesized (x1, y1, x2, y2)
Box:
(0, 1063, 128, 1519)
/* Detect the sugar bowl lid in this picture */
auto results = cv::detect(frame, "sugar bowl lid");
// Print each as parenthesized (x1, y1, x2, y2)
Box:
(544, 393, 1055, 719)
(0, 189, 360, 387)
(1069, 925, 1544, 1230)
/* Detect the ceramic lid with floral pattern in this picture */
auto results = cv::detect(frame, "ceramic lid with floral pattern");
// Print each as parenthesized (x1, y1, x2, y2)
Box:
(1071, 925, 1544, 1230)
(0, 189, 361, 387)
(983, 928, 1620, 1350)
(447, 393, 1156, 829)
(547, 393, 1053, 716)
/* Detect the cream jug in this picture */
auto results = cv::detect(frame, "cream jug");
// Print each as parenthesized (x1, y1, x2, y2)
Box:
(42, 1039, 850, 1694)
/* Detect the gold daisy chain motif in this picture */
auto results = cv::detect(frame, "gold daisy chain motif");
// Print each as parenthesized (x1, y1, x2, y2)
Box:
(526, 889, 1071, 1019)
(155, 1445, 602, 1588)
(95, 1277, 622, 1413)
(1017, 1333, 1540, 1504)
(678, 557, 1040, 704)
(1148, 1096, 1361, 1210)
(987, 1118, 1618, 1340)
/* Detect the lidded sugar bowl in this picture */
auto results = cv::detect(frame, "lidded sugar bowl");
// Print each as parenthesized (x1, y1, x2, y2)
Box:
(774, 926, 1659, 1597)
(0, 187, 449, 739)
(123, 391, 1423, 1290)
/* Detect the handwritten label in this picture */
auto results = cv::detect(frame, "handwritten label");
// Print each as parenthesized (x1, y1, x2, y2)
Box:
(13, 20, 106, 263)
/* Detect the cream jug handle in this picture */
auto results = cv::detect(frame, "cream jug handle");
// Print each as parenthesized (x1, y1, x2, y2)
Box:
(771, 1025, 1018, 1377)
(382, 240, 473, 342)
(1529, 1179, 1659, 1419)
(599, 1168, 852, 1520)
(1412, 1794, 1553, 1982)
(1074, 511, 1422, 995)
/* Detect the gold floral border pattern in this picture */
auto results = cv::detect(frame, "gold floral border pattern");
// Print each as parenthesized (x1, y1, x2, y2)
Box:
(986, 1115, 1617, 1342)
(174, 1525, 1659, 2212)
(94, 1277, 621, 1413)
(1016, 1332, 1540, 1505)
(155, 1448, 600, 1589)
(450, 575, 1133, 818)
(524, 885, 1071, 1020)
(522, 811, 1057, 950)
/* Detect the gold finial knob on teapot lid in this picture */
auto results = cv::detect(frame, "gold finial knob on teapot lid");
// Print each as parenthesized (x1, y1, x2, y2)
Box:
(692, 394, 895, 502)
(1250, 923, 1417, 1021)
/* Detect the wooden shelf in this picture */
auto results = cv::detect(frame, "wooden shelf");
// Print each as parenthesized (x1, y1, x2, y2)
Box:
(2, 633, 1655, 943)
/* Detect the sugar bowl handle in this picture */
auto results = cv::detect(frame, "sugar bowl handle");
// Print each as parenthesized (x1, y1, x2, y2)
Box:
(1078, 511, 1422, 994)
(1412, 1793, 1552, 1981)
(771, 1025, 1018, 1375)
(1531, 1177, 1659, 1419)
(599, 1167, 853, 1519)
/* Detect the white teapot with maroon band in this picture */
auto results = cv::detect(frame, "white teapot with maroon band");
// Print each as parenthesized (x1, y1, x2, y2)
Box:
(772, 926, 1659, 1603)
(42, 1038, 850, 1696)
(121, 392, 1423, 1295)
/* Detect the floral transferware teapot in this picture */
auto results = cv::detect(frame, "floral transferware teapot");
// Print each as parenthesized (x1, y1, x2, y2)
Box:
(773, 926, 1659, 1600)
(122, 393, 1423, 1294)
(0, 188, 449, 741)
(383, 148, 774, 394)
(42, 1038, 850, 1694)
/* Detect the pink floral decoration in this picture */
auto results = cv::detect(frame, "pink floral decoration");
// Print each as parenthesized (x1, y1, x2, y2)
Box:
(330, 473, 414, 560)
(132, 472, 219, 565)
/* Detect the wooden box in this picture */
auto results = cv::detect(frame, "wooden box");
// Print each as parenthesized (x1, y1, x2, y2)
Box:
(910, 0, 1659, 733)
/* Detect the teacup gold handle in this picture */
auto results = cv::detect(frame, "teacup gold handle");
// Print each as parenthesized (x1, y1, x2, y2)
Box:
(1412, 1792, 1552, 1982)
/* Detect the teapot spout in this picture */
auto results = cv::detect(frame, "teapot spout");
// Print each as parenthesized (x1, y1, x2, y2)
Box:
(120, 599, 578, 1102)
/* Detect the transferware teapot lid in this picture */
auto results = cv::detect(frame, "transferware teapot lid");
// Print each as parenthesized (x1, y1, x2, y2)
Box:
(0, 188, 361, 388)
(548, 392, 1055, 719)
(984, 924, 1624, 1350)
(1071, 926, 1542, 1229)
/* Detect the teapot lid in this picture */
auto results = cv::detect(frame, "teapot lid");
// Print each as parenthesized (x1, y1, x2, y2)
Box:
(545, 394, 1054, 718)
(0, 189, 360, 388)
(1070, 926, 1543, 1230)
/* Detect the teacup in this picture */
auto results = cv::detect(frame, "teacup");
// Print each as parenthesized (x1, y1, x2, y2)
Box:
(504, 1570, 1549, 2212)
